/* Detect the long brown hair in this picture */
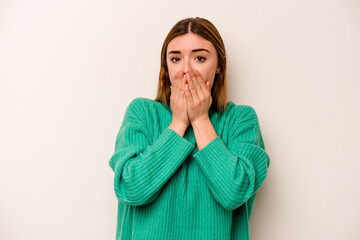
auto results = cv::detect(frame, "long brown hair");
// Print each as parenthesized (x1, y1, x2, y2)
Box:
(154, 17, 228, 114)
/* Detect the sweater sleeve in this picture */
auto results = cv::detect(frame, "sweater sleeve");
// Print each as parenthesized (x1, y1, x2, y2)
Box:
(108, 98, 195, 206)
(193, 106, 270, 211)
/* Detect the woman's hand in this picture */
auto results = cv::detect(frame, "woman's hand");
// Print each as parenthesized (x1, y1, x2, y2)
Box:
(184, 69, 212, 124)
(170, 71, 190, 128)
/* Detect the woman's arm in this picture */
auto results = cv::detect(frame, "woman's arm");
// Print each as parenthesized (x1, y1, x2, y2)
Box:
(192, 106, 270, 211)
(108, 98, 195, 206)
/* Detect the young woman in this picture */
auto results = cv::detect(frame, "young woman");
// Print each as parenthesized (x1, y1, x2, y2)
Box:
(109, 17, 270, 240)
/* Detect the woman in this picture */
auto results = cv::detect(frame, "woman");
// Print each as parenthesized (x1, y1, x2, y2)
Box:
(109, 17, 270, 240)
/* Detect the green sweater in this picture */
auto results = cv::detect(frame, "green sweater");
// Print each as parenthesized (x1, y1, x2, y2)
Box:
(108, 97, 270, 240)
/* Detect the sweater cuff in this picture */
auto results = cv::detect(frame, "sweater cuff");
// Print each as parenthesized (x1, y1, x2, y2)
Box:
(192, 136, 237, 171)
(157, 128, 196, 158)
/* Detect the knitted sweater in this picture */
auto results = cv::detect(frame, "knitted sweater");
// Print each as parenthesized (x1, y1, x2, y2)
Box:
(108, 97, 270, 240)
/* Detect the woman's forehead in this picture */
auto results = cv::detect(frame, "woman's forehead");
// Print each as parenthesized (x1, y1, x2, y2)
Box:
(167, 33, 215, 53)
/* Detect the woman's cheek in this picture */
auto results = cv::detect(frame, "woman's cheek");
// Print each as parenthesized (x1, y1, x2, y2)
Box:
(169, 70, 176, 84)
(202, 72, 211, 83)
(197, 66, 213, 81)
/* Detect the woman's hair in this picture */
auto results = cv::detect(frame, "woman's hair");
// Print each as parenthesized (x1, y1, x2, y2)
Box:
(154, 17, 228, 114)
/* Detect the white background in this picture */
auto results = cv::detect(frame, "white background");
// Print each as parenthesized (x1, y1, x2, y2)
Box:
(1, 0, 359, 239)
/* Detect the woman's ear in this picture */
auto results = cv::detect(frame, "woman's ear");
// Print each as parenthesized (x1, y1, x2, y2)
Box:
(216, 67, 221, 74)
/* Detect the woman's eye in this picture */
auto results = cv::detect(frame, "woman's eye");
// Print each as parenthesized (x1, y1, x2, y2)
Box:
(170, 57, 180, 62)
(195, 56, 206, 62)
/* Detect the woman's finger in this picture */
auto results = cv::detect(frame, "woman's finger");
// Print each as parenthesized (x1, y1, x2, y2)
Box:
(186, 71, 200, 103)
(194, 70, 209, 95)
(184, 80, 193, 106)
(191, 70, 206, 100)
(173, 71, 183, 90)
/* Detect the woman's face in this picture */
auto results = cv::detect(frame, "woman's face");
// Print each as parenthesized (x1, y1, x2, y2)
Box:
(166, 33, 219, 90)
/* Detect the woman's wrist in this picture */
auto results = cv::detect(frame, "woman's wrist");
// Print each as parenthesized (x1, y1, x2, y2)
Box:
(168, 119, 188, 137)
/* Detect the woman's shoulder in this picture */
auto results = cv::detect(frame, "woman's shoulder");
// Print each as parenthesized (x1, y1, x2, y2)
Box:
(225, 100, 258, 118)
(127, 97, 147, 106)
(125, 97, 168, 116)
(223, 101, 260, 128)
(127, 97, 165, 109)
(125, 97, 145, 114)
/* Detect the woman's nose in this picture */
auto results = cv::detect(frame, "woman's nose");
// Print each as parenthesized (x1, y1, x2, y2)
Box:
(183, 59, 192, 73)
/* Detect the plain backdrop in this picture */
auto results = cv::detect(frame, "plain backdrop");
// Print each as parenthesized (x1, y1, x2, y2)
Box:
(1, 0, 359, 239)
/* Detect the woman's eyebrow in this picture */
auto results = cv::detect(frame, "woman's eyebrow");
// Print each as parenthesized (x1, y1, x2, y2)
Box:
(192, 48, 210, 53)
(168, 48, 211, 55)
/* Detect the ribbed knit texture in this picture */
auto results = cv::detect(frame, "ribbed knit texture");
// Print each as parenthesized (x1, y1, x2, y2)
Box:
(108, 97, 270, 240)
